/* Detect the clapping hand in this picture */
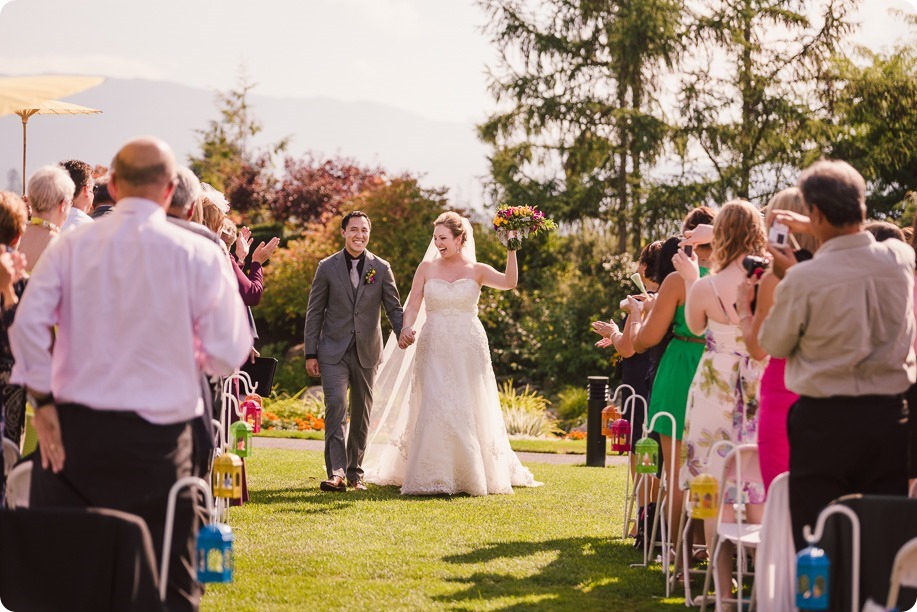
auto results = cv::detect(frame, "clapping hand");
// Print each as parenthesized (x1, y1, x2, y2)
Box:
(252, 236, 280, 265)
(235, 226, 253, 261)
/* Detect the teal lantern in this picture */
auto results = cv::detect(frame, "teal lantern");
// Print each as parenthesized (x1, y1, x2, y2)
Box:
(229, 421, 253, 458)
(196, 523, 234, 583)
(796, 546, 829, 610)
(634, 436, 659, 474)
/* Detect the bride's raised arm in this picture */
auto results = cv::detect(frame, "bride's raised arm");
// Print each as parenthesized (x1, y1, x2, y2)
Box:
(477, 249, 518, 291)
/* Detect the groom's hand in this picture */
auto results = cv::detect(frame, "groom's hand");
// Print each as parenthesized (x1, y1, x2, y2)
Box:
(306, 358, 321, 378)
(398, 326, 415, 349)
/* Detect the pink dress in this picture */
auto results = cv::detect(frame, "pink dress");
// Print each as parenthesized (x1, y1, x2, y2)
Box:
(757, 357, 797, 491)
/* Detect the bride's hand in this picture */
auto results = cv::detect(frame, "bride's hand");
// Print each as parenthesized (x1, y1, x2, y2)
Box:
(398, 326, 415, 349)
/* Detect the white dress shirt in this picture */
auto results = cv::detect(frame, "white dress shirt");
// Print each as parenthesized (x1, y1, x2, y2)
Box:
(759, 231, 916, 397)
(61, 206, 94, 231)
(11, 197, 253, 424)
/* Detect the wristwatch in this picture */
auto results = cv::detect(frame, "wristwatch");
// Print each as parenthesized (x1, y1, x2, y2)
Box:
(26, 389, 54, 409)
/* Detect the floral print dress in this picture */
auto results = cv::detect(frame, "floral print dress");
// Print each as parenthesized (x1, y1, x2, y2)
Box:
(678, 318, 766, 504)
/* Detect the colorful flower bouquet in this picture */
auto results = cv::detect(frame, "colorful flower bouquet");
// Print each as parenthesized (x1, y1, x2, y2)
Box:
(492, 205, 557, 250)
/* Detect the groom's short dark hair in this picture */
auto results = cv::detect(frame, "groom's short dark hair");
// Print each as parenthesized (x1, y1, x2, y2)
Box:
(341, 210, 371, 231)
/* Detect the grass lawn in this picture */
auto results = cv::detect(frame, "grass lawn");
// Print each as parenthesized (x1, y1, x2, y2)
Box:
(255, 431, 590, 455)
(201, 448, 682, 611)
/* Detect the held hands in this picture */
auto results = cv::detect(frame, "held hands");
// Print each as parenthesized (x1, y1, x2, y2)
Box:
(251, 236, 281, 265)
(398, 326, 416, 350)
(672, 248, 700, 283)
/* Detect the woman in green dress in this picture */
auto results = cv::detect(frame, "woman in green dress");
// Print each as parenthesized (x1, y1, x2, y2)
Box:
(624, 208, 715, 523)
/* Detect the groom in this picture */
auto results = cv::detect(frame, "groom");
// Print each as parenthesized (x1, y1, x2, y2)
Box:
(304, 211, 406, 492)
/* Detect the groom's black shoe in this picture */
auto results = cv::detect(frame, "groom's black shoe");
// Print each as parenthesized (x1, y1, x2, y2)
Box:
(348, 478, 367, 491)
(320, 476, 347, 492)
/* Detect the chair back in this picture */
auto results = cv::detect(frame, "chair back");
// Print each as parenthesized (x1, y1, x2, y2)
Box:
(888, 536, 917, 608)
(6, 461, 31, 509)
(755, 472, 795, 610)
(2, 438, 19, 478)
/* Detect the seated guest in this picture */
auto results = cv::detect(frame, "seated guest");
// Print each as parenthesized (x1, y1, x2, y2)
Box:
(19, 166, 73, 273)
(761, 160, 915, 551)
(59, 159, 95, 231)
(90, 175, 115, 219)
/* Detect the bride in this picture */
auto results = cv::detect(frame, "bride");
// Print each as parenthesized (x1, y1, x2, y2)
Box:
(363, 211, 542, 495)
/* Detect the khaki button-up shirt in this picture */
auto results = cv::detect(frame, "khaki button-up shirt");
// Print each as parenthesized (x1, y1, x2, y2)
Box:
(759, 231, 916, 398)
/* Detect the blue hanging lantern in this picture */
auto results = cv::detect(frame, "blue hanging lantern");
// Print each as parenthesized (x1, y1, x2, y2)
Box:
(796, 546, 829, 610)
(197, 523, 234, 583)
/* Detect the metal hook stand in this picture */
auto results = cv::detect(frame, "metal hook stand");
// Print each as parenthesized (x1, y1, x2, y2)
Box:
(620, 391, 648, 540)
(647, 411, 677, 596)
(160, 477, 216, 603)
(803, 505, 861, 612)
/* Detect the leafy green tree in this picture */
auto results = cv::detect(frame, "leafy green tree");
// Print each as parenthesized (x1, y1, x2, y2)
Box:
(678, 0, 857, 203)
(479, 0, 684, 252)
(826, 42, 917, 217)
(189, 73, 287, 222)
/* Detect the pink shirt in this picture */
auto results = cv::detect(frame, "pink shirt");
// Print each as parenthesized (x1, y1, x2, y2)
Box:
(10, 197, 252, 424)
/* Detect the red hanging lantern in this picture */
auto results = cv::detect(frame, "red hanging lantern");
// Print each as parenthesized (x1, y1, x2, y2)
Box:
(601, 404, 621, 436)
(242, 399, 262, 434)
(609, 418, 631, 453)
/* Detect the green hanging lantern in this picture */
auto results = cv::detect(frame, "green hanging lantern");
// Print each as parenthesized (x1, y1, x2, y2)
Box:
(634, 436, 659, 474)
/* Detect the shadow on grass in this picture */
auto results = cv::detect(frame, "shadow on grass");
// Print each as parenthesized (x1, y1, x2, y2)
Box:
(436, 536, 682, 611)
(249, 481, 472, 511)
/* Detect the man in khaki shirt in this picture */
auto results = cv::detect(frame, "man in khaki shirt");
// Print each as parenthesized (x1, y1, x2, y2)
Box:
(760, 160, 915, 550)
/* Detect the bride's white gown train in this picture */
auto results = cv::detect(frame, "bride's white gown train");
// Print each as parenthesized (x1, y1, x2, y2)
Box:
(365, 278, 541, 496)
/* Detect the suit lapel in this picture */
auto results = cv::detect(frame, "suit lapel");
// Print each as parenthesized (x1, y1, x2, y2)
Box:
(354, 251, 375, 307)
(333, 251, 355, 304)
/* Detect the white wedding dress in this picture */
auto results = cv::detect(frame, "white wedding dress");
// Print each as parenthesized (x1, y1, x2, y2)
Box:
(364, 277, 542, 496)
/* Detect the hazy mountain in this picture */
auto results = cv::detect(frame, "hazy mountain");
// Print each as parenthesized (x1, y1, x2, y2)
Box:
(0, 77, 490, 208)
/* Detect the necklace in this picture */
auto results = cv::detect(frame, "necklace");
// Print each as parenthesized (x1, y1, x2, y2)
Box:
(30, 217, 61, 234)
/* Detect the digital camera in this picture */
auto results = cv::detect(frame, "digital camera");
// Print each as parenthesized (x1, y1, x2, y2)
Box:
(742, 255, 768, 279)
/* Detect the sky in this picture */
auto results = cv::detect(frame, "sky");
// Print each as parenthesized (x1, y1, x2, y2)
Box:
(1, 0, 911, 124)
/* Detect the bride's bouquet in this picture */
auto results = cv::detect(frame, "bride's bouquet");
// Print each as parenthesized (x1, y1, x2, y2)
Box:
(492, 205, 557, 250)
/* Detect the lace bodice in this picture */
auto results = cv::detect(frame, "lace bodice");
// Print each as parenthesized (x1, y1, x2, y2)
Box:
(423, 278, 480, 316)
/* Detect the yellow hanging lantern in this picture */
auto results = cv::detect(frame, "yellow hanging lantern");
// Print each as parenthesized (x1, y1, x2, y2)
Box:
(689, 473, 719, 519)
(212, 453, 243, 499)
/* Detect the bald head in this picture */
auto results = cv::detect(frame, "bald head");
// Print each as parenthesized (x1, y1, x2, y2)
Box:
(109, 137, 178, 207)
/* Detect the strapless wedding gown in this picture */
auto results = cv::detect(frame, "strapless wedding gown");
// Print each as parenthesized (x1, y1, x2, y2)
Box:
(365, 278, 541, 496)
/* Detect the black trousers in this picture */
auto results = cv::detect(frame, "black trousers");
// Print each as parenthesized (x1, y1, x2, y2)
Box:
(788, 394, 908, 551)
(30, 404, 201, 611)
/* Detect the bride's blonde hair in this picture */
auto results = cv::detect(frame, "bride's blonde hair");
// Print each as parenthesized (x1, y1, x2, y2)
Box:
(434, 211, 467, 245)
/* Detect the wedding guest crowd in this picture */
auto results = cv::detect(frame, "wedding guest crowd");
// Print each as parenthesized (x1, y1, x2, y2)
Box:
(0, 136, 282, 611)
(594, 158, 915, 602)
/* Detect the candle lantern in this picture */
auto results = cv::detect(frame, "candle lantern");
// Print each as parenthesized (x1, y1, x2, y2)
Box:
(796, 546, 830, 610)
(634, 436, 659, 474)
(689, 473, 719, 519)
(242, 399, 262, 433)
(229, 421, 253, 457)
(601, 404, 620, 436)
(609, 419, 631, 454)
(212, 453, 243, 499)
(196, 523, 234, 583)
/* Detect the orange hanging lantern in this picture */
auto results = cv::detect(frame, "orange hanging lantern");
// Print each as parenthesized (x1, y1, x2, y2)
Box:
(601, 403, 621, 436)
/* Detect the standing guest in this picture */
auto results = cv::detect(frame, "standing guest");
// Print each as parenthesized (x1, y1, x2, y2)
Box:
(0, 192, 29, 470)
(865, 220, 906, 242)
(674, 201, 768, 593)
(10, 136, 252, 610)
(761, 160, 915, 551)
(737, 187, 818, 492)
(89, 175, 115, 219)
(19, 166, 73, 273)
(304, 211, 405, 492)
(59, 159, 95, 231)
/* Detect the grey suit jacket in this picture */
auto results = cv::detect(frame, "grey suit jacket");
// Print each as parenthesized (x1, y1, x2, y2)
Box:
(303, 250, 404, 369)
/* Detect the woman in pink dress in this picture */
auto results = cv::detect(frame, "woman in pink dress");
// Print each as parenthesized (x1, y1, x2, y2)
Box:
(736, 187, 819, 491)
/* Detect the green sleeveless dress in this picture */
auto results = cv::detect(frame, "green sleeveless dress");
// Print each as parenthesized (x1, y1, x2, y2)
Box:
(647, 269, 708, 439)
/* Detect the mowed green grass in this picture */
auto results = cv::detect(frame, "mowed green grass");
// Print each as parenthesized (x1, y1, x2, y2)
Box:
(201, 448, 682, 611)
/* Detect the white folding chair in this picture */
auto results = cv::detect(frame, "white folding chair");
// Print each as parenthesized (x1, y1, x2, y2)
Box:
(619, 389, 647, 541)
(887, 536, 917, 610)
(753, 472, 794, 611)
(2, 437, 19, 479)
(6, 460, 31, 509)
(701, 444, 763, 611)
(646, 411, 678, 597)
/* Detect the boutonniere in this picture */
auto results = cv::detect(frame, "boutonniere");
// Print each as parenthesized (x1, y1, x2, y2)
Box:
(364, 268, 377, 285)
